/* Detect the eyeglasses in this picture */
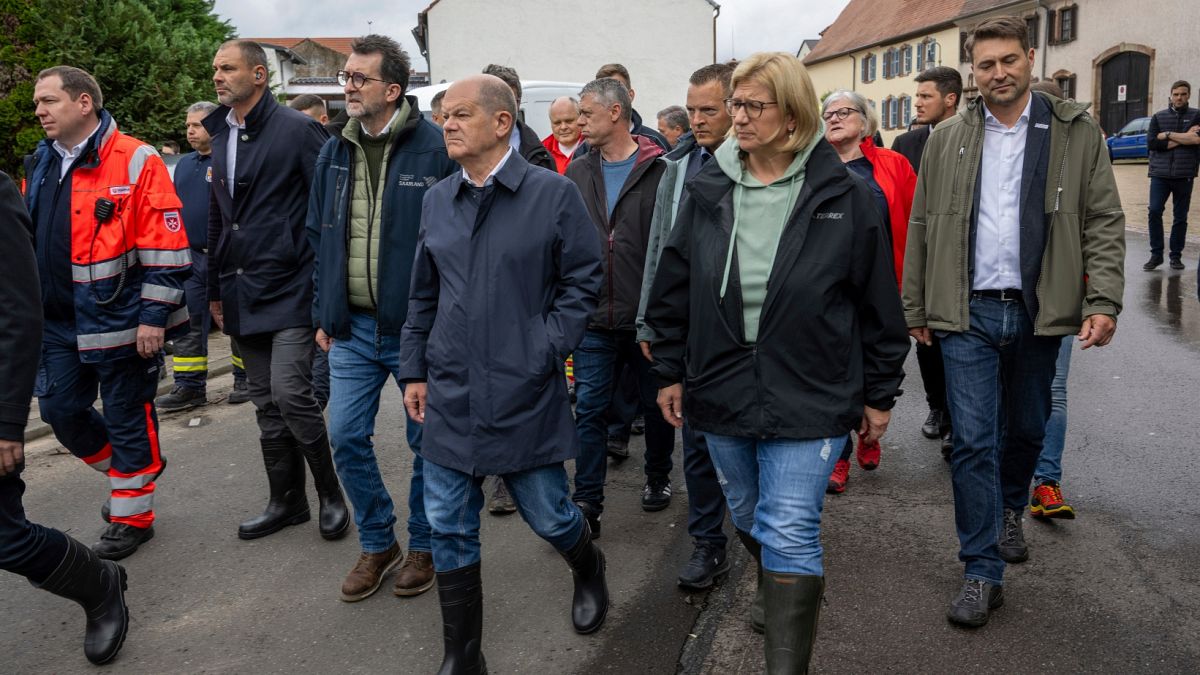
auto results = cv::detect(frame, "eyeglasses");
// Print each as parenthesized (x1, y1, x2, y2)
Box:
(822, 107, 863, 122)
(724, 98, 778, 118)
(337, 70, 394, 88)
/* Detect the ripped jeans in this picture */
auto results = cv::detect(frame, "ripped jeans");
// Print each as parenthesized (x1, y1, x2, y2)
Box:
(704, 433, 847, 575)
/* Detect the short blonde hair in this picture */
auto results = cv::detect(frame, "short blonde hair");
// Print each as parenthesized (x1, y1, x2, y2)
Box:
(729, 52, 821, 153)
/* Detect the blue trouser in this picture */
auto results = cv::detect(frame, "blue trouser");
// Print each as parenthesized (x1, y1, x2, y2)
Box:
(327, 312, 429, 553)
(36, 319, 166, 528)
(1148, 176, 1194, 259)
(572, 329, 676, 512)
(605, 361, 640, 442)
(1034, 336, 1073, 485)
(940, 296, 1061, 585)
(172, 250, 245, 391)
(683, 421, 727, 548)
(423, 459, 585, 572)
(0, 470, 69, 584)
(704, 433, 844, 575)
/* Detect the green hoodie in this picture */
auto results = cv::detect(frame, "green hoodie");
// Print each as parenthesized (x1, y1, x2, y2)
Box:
(714, 124, 823, 342)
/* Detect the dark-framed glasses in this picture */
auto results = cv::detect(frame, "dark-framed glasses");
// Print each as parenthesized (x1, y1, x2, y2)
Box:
(822, 107, 863, 122)
(337, 70, 393, 88)
(724, 98, 778, 118)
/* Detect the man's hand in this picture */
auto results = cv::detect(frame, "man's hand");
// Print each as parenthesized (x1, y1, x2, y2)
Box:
(640, 341, 653, 362)
(137, 324, 165, 358)
(404, 382, 428, 423)
(0, 440, 24, 477)
(657, 383, 684, 429)
(315, 328, 334, 352)
(859, 406, 891, 445)
(1077, 314, 1116, 349)
(210, 300, 224, 330)
(909, 327, 932, 346)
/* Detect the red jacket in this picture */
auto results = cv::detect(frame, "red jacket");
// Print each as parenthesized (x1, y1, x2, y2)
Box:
(26, 117, 191, 362)
(542, 134, 580, 175)
(859, 137, 916, 288)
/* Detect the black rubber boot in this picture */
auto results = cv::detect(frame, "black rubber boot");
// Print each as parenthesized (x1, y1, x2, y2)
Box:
(763, 573, 824, 674)
(238, 438, 310, 540)
(34, 535, 130, 665)
(297, 433, 350, 540)
(559, 523, 609, 634)
(736, 529, 765, 634)
(436, 563, 488, 675)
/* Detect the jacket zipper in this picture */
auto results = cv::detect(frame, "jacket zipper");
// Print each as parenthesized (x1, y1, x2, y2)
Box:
(752, 344, 765, 436)
(607, 229, 615, 328)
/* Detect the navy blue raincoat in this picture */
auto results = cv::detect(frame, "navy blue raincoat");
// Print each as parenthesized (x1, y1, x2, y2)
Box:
(399, 152, 602, 475)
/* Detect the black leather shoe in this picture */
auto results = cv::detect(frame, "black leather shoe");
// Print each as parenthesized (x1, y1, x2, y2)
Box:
(35, 535, 130, 664)
(227, 379, 251, 405)
(677, 541, 730, 590)
(575, 500, 601, 539)
(238, 438, 311, 540)
(155, 385, 207, 412)
(93, 523, 155, 561)
(605, 437, 630, 461)
(1170, 258, 1186, 270)
(941, 430, 954, 463)
(998, 508, 1028, 563)
(297, 434, 350, 540)
(1143, 256, 1164, 271)
(641, 475, 672, 512)
(946, 579, 1003, 627)
(921, 409, 944, 439)
(435, 563, 488, 675)
(559, 524, 609, 634)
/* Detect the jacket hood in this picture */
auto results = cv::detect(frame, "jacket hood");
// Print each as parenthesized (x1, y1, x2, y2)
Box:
(713, 118, 825, 186)
(632, 134, 666, 166)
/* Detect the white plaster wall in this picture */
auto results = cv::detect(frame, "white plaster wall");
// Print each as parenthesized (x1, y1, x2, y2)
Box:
(426, 0, 716, 131)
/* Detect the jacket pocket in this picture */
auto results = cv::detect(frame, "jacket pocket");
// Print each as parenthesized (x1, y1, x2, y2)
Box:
(1037, 212, 1085, 331)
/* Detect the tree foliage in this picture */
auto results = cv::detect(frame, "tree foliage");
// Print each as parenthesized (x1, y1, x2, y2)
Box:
(0, 0, 234, 176)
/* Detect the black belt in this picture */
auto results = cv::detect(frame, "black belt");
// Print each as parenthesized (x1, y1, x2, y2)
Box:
(972, 288, 1022, 301)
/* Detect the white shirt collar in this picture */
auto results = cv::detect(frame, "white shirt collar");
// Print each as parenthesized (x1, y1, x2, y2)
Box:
(361, 108, 402, 138)
(462, 147, 514, 187)
(982, 94, 1033, 129)
(225, 108, 245, 129)
(52, 120, 102, 161)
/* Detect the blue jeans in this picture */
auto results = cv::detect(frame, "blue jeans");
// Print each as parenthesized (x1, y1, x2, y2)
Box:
(572, 329, 675, 511)
(1148, 176, 1194, 259)
(1034, 337, 1073, 485)
(327, 312, 429, 553)
(423, 459, 585, 572)
(704, 433, 844, 575)
(939, 296, 1061, 585)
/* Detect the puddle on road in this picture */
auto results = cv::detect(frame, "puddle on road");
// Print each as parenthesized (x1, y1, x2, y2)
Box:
(1142, 269, 1200, 345)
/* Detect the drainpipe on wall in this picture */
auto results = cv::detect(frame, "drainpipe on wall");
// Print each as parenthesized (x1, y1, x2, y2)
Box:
(712, 6, 721, 63)
(851, 55, 857, 92)
(1035, 0, 1047, 80)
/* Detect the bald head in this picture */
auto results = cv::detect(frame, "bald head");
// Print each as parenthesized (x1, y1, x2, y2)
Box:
(548, 96, 581, 148)
(449, 74, 517, 119)
(441, 74, 516, 169)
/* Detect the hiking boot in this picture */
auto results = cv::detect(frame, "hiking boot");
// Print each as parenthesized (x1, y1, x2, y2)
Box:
(575, 501, 601, 539)
(998, 508, 1029, 563)
(1170, 257, 1186, 270)
(921, 409, 944, 439)
(487, 478, 517, 515)
(827, 459, 850, 494)
(1143, 256, 1164, 271)
(946, 578, 1003, 627)
(856, 436, 881, 471)
(641, 475, 672, 512)
(227, 379, 251, 405)
(92, 523, 155, 561)
(677, 541, 730, 590)
(340, 543, 403, 602)
(1030, 481, 1076, 520)
(606, 437, 630, 461)
(154, 385, 206, 412)
(393, 550, 436, 597)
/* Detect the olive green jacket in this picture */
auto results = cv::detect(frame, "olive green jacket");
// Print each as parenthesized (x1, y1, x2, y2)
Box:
(901, 93, 1125, 335)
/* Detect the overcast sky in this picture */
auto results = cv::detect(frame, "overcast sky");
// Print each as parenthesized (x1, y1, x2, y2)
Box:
(211, 0, 850, 68)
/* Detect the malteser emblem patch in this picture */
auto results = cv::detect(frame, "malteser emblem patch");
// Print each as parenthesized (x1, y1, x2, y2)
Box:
(164, 211, 182, 232)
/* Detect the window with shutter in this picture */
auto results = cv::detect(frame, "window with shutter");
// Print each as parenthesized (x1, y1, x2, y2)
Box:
(902, 46, 912, 75)
(903, 96, 911, 127)
(927, 41, 937, 66)
(1046, 9, 1057, 44)
(870, 55, 877, 81)
(883, 49, 892, 79)
(960, 32, 970, 63)
(1060, 5, 1076, 43)
(917, 42, 926, 71)
(1025, 15, 1040, 47)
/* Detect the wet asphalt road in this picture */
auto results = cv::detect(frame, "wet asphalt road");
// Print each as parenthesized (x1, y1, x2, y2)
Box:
(4, 230, 1200, 674)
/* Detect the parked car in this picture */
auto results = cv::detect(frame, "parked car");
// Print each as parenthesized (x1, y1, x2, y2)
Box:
(1107, 116, 1150, 161)
(407, 80, 583, 140)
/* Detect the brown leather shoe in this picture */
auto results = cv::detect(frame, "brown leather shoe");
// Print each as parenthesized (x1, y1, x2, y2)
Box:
(393, 550, 436, 597)
(340, 542, 403, 602)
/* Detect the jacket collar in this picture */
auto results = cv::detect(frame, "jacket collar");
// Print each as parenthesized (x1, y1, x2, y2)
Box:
(203, 90, 278, 139)
(331, 95, 424, 154)
(962, 91, 1089, 127)
(666, 132, 697, 161)
(449, 147, 530, 194)
(42, 109, 116, 172)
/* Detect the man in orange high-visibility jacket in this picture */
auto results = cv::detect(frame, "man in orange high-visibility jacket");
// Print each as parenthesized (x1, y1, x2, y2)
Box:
(24, 66, 190, 561)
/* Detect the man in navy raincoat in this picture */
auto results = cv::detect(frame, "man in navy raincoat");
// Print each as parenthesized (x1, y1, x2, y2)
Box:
(400, 74, 608, 673)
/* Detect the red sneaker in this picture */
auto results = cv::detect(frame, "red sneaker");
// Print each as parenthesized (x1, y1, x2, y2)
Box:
(1030, 482, 1076, 519)
(856, 436, 881, 471)
(827, 459, 850, 494)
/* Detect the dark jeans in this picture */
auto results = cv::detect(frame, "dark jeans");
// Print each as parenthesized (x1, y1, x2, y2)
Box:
(682, 422, 727, 548)
(605, 362, 640, 443)
(1148, 176, 1194, 259)
(572, 329, 675, 511)
(0, 469, 69, 584)
(940, 296, 1060, 585)
(237, 327, 327, 445)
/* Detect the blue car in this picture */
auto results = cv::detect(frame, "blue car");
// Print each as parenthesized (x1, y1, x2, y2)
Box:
(1107, 116, 1150, 160)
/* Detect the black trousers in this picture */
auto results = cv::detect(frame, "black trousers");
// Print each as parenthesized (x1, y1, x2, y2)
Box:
(916, 338, 948, 413)
(0, 468, 68, 584)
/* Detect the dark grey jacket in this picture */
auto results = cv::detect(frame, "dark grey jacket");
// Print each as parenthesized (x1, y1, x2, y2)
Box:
(399, 153, 602, 475)
(0, 172, 43, 442)
(1147, 106, 1200, 178)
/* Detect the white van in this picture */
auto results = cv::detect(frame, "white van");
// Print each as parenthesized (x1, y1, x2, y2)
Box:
(408, 80, 583, 140)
